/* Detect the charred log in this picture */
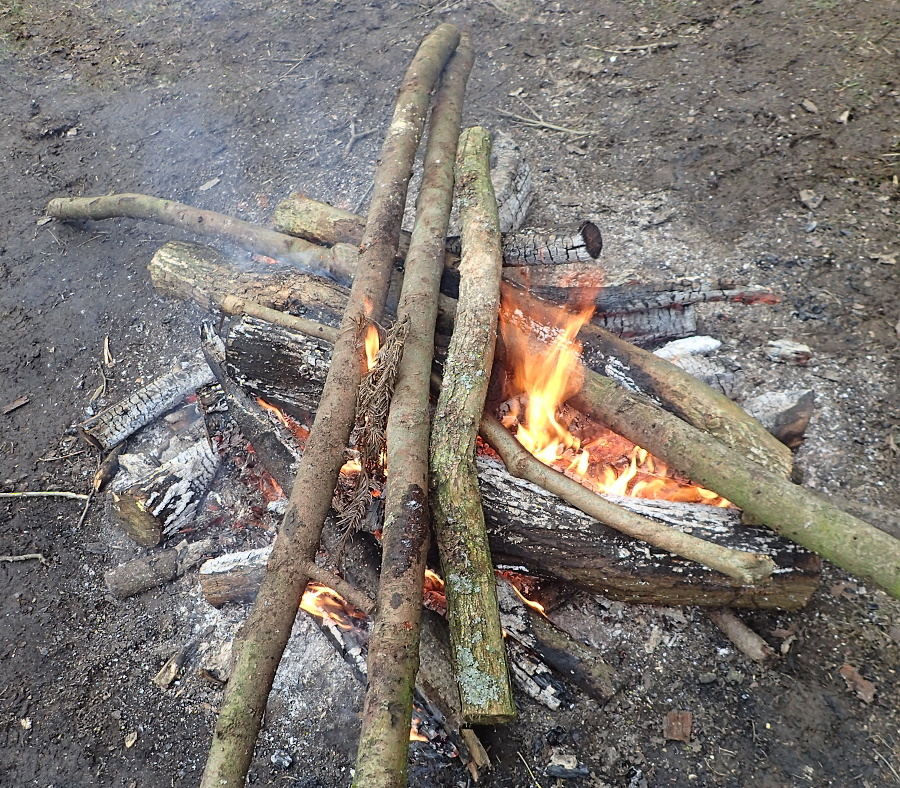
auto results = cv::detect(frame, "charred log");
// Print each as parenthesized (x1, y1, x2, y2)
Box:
(80, 355, 214, 451)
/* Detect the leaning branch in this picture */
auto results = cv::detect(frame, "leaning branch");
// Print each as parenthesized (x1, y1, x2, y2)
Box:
(199, 23, 461, 788)
(430, 126, 516, 724)
(353, 33, 474, 788)
(571, 370, 900, 599)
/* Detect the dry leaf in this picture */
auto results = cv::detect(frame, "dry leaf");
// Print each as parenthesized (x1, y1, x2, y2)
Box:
(124, 731, 138, 748)
(839, 663, 876, 704)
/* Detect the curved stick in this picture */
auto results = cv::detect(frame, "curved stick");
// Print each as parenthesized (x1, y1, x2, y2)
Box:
(46, 193, 358, 283)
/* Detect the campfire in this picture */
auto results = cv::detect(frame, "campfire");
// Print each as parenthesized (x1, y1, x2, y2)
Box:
(43, 21, 899, 788)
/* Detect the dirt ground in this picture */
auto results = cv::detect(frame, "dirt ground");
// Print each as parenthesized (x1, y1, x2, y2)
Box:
(1, 1, 898, 786)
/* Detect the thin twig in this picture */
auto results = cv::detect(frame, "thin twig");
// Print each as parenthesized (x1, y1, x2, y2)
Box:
(874, 749, 900, 783)
(77, 490, 94, 528)
(0, 553, 49, 566)
(584, 41, 678, 54)
(495, 107, 595, 137)
(345, 120, 377, 155)
(39, 448, 88, 462)
(517, 752, 544, 788)
(0, 491, 90, 501)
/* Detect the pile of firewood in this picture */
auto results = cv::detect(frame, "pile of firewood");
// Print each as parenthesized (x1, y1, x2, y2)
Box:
(46, 23, 900, 788)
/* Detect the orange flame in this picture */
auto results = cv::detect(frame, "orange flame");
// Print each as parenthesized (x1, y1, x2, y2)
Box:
(499, 290, 728, 507)
(512, 583, 546, 616)
(364, 324, 379, 371)
(257, 397, 310, 447)
(299, 583, 366, 631)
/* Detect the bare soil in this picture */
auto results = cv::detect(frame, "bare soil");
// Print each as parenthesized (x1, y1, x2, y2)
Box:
(1, 2, 898, 787)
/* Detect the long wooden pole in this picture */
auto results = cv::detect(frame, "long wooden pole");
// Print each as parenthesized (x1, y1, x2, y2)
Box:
(199, 24, 461, 787)
(430, 127, 517, 724)
(352, 33, 474, 788)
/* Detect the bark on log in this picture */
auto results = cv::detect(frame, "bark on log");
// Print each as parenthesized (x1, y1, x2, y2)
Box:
(79, 355, 214, 451)
(104, 539, 214, 598)
(478, 456, 819, 609)
(200, 24, 461, 788)
(570, 369, 900, 599)
(430, 126, 516, 725)
(46, 194, 358, 284)
(353, 34, 473, 788)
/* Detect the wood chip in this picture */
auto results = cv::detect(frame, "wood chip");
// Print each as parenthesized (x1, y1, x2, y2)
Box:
(198, 177, 221, 191)
(839, 663, 876, 704)
(2, 396, 29, 415)
(663, 710, 692, 742)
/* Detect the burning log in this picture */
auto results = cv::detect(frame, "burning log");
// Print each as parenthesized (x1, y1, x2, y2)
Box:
(46, 194, 358, 284)
(199, 322, 301, 490)
(200, 24, 462, 788)
(480, 416, 775, 585)
(355, 35, 473, 788)
(504, 287, 794, 480)
(429, 126, 516, 724)
(571, 368, 900, 599)
(79, 354, 214, 451)
(215, 319, 818, 606)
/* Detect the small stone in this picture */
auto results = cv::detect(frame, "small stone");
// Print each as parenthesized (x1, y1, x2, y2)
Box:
(270, 750, 293, 770)
(124, 731, 138, 749)
(799, 189, 823, 210)
(804, 221, 818, 233)
(837, 109, 851, 124)
(766, 339, 812, 366)
(800, 98, 819, 114)
(698, 672, 718, 685)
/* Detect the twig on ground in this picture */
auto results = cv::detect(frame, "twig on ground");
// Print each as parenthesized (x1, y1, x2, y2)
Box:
(345, 120, 377, 155)
(39, 449, 88, 462)
(707, 609, 776, 664)
(76, 490, 94, 529)
(0, 553, 49, 566)
(0, 491, 89, 501)
(495, 107, 594, 137)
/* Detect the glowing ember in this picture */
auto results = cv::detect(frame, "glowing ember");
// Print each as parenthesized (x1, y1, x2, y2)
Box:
(499, 290, 728, 506)
(409, 720, 429, 742)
